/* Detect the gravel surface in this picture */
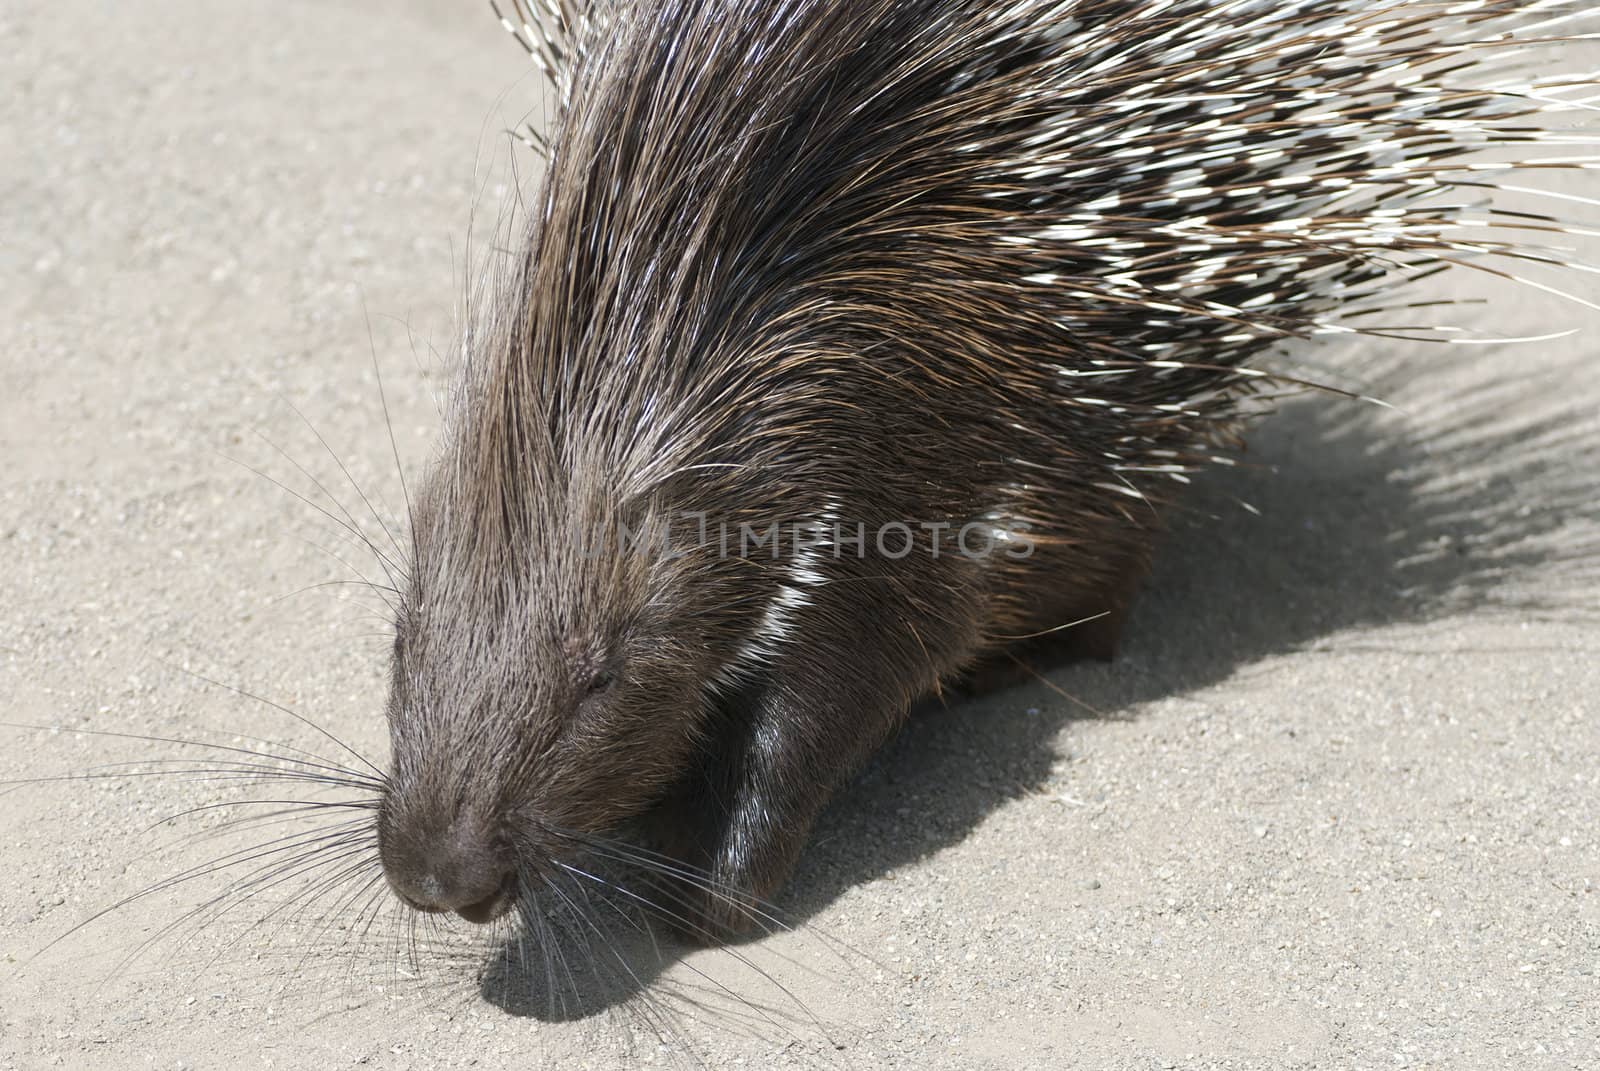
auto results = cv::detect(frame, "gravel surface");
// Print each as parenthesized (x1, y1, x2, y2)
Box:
(3, 2, 1597, 1068)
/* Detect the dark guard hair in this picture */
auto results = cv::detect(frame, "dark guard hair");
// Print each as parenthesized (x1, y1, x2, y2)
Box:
(376, 0, 1598, 935)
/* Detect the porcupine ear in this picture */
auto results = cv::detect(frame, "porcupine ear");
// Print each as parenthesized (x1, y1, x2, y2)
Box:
(490, 0, 609, 158)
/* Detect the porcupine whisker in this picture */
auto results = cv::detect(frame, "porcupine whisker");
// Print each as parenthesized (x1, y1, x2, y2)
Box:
(0, 723, 384, 791)
(400, 909, 421, 986)
(510, 899, 547, 1022)
(642, 975, 820, 1047)
(290, 535, 403, 619)
(557, 888, 810, 1054)
(496, 898, 540, 1016)
(19, 787, 383, 978)
(515, 877, 640, 1024)
(270, 578, 401, 624)
(247, 411, 412, 565)
(268, 868, 395, 1013)
(557, 838, 793, 940)
(354, 881, 405, 978)
(361, 301, 418, 544)
(108, 819, 377, 930)
(558, 831, 875, 975)
(271, 576, 402, 601)
(3, 763, 379, 801)
(9, 710, 388, 976)
(498, 861, 778, 1054)
(550, 858, 800, 986)
(171, 843, 383, 982)
(541, 900, 586, 1030)
(202, 874, 392, 1014)
(225, 447, 407, 595)
(553, 871, 690, 1048)
(153, 804, 377, 872)
(56, 821, 379, 986)
(499, 901, 530, 1015)
(151, 822, 384, 981)
(273, 391, 411, 573)
(539, 873, 706, 1061)
(232, 853, 392, 985)
(142, 797, 380, 844)
(363, 883, 409, 979)
(519, 894, 577, 1022)
(550, 858, 836, 1045)
(142, 861, 389, 1011)
(384, 311, 449, 423)
(160, 664, 387, 778)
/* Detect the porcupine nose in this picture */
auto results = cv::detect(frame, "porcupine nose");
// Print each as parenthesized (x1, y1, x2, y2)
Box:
(378, 812, 517, 924)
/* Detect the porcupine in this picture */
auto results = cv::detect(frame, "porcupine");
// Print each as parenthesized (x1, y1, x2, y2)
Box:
(373, 0, 1597, 937)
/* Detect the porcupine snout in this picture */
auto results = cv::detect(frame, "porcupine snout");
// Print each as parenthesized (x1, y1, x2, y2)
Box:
(377, 806, 518, 924)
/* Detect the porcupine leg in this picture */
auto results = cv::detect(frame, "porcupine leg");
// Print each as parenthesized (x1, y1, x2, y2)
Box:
(640, 551, 1150, 938)
(639, 552, 990, 939)
(644, 672, 911, 941)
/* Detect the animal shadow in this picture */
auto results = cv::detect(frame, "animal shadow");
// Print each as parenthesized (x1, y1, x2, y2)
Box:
(481, 347, 1599, 1023)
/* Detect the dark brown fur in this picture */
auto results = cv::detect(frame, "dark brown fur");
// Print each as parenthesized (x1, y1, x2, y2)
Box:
(375, 0, 1595, 936)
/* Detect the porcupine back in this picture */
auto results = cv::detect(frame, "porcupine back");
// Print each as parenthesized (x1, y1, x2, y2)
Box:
(471, 0, 1595, 665)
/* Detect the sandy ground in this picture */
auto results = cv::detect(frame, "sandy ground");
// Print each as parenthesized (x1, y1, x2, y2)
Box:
(2, 1, 1598, 1068)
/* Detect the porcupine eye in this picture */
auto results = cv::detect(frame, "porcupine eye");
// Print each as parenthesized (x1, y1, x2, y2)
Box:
(566, 637, 619, 700)
(585, 668, 617, 697)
